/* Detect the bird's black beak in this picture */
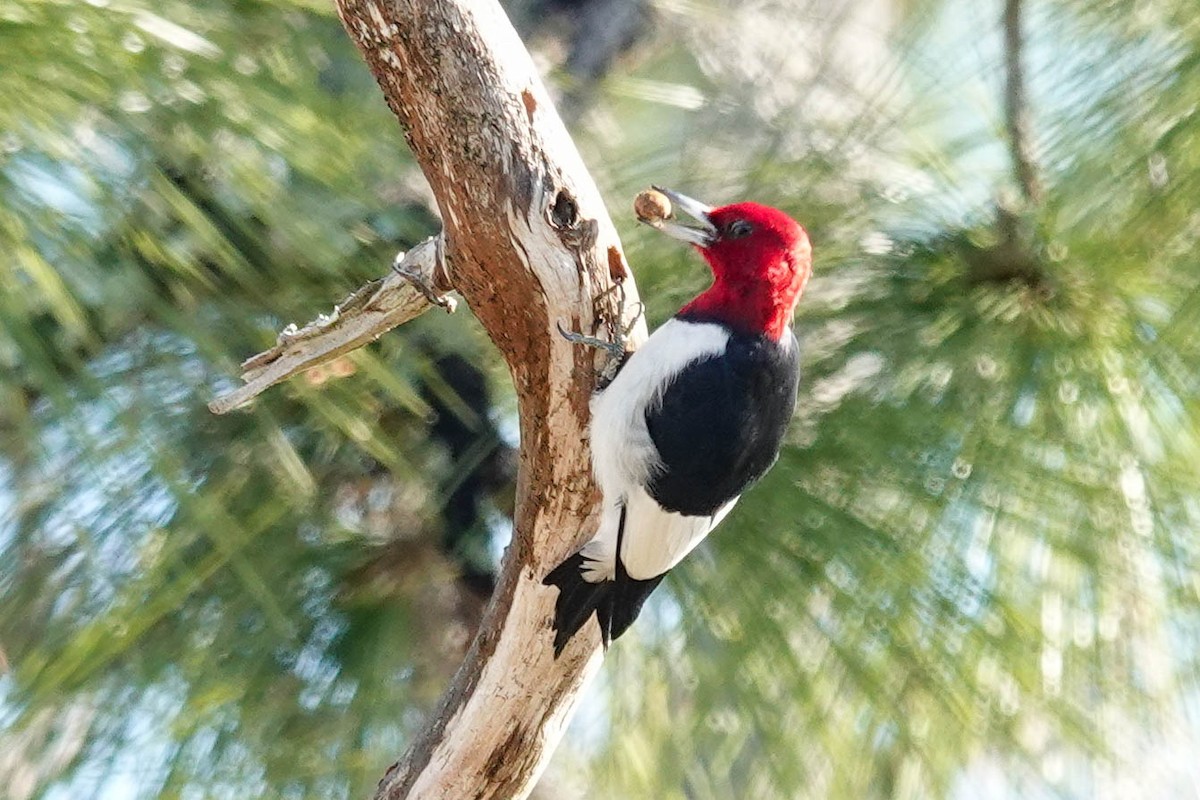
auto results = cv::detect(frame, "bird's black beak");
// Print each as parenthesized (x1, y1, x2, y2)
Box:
(646, 186, 718, 247)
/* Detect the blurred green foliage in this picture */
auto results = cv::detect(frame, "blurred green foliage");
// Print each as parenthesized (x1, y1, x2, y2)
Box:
(2, 0, 1200, 798)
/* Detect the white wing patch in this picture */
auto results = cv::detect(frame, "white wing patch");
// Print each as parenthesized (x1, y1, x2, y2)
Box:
(620, 489, 737, 580)
(579, 493, 738, 583)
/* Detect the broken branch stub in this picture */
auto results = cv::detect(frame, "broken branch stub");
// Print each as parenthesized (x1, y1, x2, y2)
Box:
(208, 234, 452, 415)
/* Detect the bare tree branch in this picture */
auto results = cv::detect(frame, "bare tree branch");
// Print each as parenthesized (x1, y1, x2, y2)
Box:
(327, 1, 646, 797)
(1004, 0, 1043, 206)
(208, 235, 452, 415)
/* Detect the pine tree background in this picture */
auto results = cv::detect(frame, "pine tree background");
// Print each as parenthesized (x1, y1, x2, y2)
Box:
(2, 1, 1199, 797)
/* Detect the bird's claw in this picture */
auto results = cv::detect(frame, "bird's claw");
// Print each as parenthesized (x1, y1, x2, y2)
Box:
(558, 279, 643, 388)
(556, 321, 627, 360)
(622, 301, 645, 339)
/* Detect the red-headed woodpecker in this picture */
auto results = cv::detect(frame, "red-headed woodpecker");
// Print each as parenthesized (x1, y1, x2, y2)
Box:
(544, 188, 813, 656)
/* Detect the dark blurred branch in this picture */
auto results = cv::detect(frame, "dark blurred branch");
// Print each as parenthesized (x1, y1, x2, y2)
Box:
(560, 0, 646, 81)
(420, 351, 517, 597)
(959, 204, 1046, 289)
(208, 235, 452, 414)
(1003, 0, 1043, 206)
(557, 0, 649, 117)
(517, 0, 650, 119)
(960, 0, 1048, 291)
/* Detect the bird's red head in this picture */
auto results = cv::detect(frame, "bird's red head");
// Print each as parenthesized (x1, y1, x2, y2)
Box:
(650, 190, 812, 341)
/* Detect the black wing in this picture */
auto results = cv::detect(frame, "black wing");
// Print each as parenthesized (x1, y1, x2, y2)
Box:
(644, 331, 800, 516)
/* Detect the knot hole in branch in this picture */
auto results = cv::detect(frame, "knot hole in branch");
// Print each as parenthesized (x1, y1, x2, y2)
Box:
(550, 190, 578, 229)
(549, 188, 598, 253)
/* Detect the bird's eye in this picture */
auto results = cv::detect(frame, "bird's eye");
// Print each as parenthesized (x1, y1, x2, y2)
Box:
(726, 220, 753, 240)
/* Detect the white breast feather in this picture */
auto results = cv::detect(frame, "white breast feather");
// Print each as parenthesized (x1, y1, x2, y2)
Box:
(589, 319, 729, 494)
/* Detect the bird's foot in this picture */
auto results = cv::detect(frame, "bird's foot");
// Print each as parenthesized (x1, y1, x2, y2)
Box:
(558, 280, 643, 387)
(556, 322, 627, 360)
(620, 301, 645, 340)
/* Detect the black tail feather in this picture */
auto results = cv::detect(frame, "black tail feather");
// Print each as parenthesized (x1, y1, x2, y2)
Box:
(543, 553, 665, 658)
(609, 572, 665, 642)
(543, 554, 609, 655)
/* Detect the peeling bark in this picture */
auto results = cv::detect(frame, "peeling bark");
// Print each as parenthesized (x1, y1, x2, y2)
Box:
(330, 1, 646, 798)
